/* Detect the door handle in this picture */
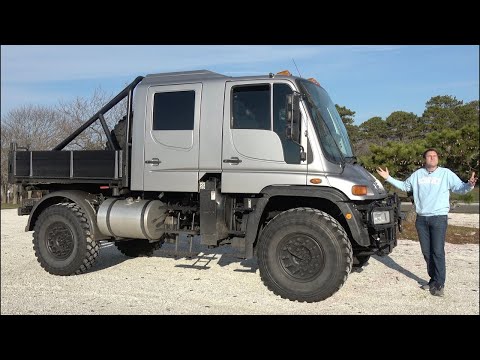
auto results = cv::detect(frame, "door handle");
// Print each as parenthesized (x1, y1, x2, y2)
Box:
(145, 158, 161, 166)
(223, 157, 242, 165)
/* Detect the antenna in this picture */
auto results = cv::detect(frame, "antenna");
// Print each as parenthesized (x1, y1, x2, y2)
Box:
(292, 59, 302, 77)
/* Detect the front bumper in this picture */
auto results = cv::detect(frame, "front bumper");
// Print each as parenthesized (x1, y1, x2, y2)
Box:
(355, 193, 401, 256)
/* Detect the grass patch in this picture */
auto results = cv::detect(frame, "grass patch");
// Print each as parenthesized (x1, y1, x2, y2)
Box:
(450, 187, 479, 202)
(1, 203, 19, 210)
(399, 221, 479, 244)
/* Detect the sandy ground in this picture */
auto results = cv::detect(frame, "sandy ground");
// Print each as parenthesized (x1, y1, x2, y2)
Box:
(1, 209, 478, 315)
(447, 212, 479, 228)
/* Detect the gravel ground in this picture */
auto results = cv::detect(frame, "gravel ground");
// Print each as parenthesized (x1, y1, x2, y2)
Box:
(1, 209, 478, 315)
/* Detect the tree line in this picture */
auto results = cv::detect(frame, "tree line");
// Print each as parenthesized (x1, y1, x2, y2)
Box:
(336, 95, 479, 187)
(1, 90, 478, 204)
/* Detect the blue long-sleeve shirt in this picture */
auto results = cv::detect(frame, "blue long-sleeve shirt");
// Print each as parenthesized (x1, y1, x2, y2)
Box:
(386, 167, 473, 216)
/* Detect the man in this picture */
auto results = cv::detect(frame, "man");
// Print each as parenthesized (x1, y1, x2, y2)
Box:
(376, 148, 477, 297)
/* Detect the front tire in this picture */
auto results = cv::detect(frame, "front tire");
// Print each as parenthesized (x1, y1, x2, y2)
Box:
(33, 203, 99, 275)
(257, 207, 352, 302)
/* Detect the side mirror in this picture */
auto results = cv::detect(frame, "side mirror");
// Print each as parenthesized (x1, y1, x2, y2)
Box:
(285, 93, 301, 143)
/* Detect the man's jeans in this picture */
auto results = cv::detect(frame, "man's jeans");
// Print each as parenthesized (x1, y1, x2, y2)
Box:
(415, 215, 448, 287)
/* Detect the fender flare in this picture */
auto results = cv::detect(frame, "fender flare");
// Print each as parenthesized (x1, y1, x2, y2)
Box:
(26, 190, 108, 241)
(244, 186, 370, 258)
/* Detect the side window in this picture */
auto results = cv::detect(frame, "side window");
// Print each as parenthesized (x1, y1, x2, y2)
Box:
(153, 91, 195, 130)
(273, 84, 302, 164)
(232, 85, 270, 130)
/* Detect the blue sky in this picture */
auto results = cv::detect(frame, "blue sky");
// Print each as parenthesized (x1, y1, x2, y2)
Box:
(1, 45, 478, 125)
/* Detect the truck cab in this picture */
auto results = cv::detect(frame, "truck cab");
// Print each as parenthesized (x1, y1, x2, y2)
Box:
(131, 70, 386, 197)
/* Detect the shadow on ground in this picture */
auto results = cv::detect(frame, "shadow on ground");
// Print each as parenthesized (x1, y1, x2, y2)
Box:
(86, 238, 428, 286)
(373, 254, 427, 285)
(154, 237, 258, 273)
(83, 237, 257, 274)
(84, 241, 129, 273)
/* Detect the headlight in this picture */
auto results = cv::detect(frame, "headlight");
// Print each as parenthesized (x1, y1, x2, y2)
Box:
(372, 211, 390, 225)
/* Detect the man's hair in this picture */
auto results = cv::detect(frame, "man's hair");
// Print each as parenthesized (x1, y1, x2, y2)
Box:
(423, 148, 439, 159)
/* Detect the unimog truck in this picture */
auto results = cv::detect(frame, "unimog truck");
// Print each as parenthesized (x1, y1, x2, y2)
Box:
(8, 70, 401, 302)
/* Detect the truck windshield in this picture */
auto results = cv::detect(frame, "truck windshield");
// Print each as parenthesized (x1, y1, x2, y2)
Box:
(297, 79, 354, 164)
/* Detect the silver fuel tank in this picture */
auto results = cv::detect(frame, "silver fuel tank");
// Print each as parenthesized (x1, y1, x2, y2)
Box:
(97, 198, 167, 240)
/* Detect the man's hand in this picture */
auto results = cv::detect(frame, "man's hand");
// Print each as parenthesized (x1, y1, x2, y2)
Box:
(468, 171, 477, 187)
(376, 166, 389, 180)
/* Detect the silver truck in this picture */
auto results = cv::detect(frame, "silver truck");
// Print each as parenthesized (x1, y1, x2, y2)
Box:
(8, 70, 401, 302)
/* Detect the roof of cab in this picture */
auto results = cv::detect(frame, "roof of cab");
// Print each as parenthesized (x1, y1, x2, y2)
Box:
(141, 69, 300, 86)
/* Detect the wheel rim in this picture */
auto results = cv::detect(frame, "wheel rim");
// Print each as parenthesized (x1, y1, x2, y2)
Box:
(45, 222, 75, 260)
(277, 233, 325, 281)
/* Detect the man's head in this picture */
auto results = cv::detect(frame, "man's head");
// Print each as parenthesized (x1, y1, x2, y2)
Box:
(423, 148, 439, 169)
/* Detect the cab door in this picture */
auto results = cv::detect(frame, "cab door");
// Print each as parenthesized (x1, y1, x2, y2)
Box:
(143, 83, 202, 192)
(221, 81, 308, 193)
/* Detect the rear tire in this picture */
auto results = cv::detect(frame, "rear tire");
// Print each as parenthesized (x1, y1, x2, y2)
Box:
(114, 239, 164, 257)
(257, 207, 352, 302)
(33, 203, 99, 275)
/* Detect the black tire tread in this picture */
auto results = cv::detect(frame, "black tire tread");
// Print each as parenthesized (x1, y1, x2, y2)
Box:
(33, 202, 99, 275)
(258, 207, 352, 303)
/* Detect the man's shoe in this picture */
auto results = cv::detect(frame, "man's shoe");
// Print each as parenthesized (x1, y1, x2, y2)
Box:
(420, 280, 433, 290)
(420, 283, 431, 290)
(430, 285, 445, 297)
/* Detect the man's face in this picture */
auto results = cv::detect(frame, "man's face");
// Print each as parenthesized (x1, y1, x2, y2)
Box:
(424, 151, 439, 168)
